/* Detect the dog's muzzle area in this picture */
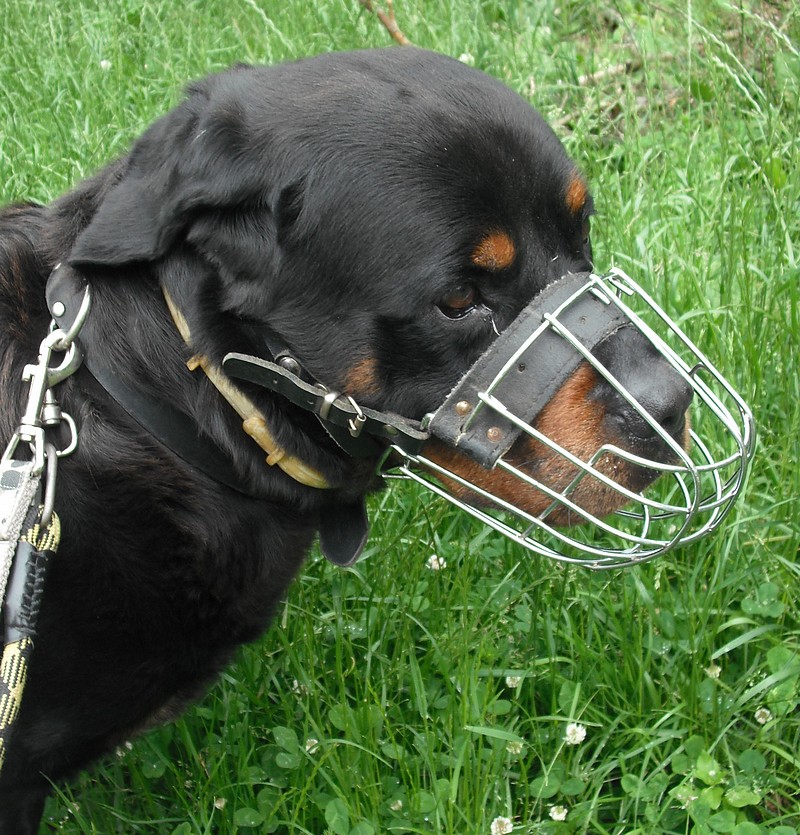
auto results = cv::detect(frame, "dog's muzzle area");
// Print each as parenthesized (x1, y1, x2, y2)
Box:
(223, 268, 753, 569)
(387, 268, 755, 569)
(421, 337, 692, 527)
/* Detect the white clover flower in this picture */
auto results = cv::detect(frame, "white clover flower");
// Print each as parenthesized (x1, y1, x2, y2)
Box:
(426, 554, 447, 571)
(213, 797, 226, 810)
(506, 740, 524, 756)
(755, 707, 772, 725)
(490, 816, 513, 835)
(505, 675, 522, 688)
(99, 59, 112, 71)
(305, 738, 319, 754)
(291, 678, 309, 695)
(705, 662, 721, 679)
(564, 722, 587, 745)
(389, 799, 403, 812)
(458, 52, 475, 65)
(549, 805, 568, 821)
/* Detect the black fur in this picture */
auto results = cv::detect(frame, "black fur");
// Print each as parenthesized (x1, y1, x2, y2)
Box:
(0, 48, 597, 832)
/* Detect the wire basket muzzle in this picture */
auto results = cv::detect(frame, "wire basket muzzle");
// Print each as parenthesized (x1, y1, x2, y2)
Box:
(387, 268, 756, 569)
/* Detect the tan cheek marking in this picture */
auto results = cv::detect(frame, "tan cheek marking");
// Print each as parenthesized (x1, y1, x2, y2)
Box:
(471, 230, 517, 272)
(532, 363, 603, 455)
(345, 356, 381, 398)
(423, 363, 648, 524)
(565, 172, 588, 215)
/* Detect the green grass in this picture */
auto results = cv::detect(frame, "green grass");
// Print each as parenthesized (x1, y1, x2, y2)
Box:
(2, 0, 799, 832)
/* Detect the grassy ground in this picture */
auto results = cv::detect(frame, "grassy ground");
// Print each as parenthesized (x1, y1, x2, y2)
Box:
(1, 0, 798, 832)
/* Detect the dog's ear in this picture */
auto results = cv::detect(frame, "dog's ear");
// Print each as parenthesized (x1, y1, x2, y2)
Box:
(69, 94, 270, 269)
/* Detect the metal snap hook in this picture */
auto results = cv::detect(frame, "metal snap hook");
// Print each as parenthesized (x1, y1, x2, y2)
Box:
(54, 412, 79, 459)
(40, 442, 59, 529)
(45, 339, 85, 388)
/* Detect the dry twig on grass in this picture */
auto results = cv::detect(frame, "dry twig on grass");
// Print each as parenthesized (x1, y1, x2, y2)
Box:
(357, 0, 411, 45)
(577, 58, 644, 87)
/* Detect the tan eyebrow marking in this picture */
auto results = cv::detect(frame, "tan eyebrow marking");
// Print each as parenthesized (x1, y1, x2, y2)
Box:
(471, 230, 517, 272)
(565, 171, 588, 215)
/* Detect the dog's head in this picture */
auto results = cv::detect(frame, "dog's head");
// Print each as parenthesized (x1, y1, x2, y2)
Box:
(65, 48, 752, 565)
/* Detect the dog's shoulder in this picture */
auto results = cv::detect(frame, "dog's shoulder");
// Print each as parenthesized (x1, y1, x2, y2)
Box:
(0, 201, 51, 349)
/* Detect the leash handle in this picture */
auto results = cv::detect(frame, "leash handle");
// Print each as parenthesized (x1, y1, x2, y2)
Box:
(0, 509, 60, 774)
(0, 635, 33, 772)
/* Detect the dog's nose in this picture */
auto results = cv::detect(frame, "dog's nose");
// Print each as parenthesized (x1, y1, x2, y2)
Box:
(616, 360, 693, 441)
(593, 326, 693, 445)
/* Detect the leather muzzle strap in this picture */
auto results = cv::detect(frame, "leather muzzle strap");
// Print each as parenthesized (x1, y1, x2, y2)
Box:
(160, 290, 330, 489)
(222, 352, 429, 457)
(427, 272, 628, 468)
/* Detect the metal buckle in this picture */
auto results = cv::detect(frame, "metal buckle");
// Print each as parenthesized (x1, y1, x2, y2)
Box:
(346, 397, 367, 438)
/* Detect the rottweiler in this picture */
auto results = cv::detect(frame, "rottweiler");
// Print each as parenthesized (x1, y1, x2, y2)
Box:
(0, 48, 690, 832)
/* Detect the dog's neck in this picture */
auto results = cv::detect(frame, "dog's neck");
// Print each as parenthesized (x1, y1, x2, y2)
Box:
(45, 263, 376, 566)
(46, 264, 344, 494)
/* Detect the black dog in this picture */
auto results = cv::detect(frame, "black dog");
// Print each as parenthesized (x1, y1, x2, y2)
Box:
(0, 48, 689, 832)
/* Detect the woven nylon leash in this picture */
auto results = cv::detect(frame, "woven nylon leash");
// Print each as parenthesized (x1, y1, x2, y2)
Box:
(0, 509, 60, 772)
(0, 267, 89, 775)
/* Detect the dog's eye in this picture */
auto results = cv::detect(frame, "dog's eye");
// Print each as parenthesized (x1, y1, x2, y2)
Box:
(439, 284, 478, 318)
(582, 217, 591, 246)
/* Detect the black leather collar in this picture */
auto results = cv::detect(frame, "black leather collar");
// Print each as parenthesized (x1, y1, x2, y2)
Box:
(46, 264, 262, 497)
(222, 351, 429, 458)
(45, 264, 371, 566)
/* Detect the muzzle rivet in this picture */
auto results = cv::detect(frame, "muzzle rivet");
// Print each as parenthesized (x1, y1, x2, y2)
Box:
(455, 400, 472, 416)
(278, 355, 303, 377)
(51, 301, 66, 318)
(486, 426, 503, 443)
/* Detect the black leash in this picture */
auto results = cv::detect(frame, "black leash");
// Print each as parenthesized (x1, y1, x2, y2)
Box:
(0, 506, 60, 774)
(1, 277, 88, 776)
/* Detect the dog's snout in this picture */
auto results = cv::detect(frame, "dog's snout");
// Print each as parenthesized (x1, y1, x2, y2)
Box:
(620, 363, 693, 440)
(594, 326, 693, 446)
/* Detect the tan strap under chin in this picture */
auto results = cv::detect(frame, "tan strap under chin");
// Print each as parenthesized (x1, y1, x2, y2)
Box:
(162, 289, 329, 490)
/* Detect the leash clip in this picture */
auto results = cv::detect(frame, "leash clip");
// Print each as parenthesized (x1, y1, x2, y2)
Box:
(2, 280, 91, 523)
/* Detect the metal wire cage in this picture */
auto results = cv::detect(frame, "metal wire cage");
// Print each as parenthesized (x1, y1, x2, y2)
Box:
(385, 268, 756, 569)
